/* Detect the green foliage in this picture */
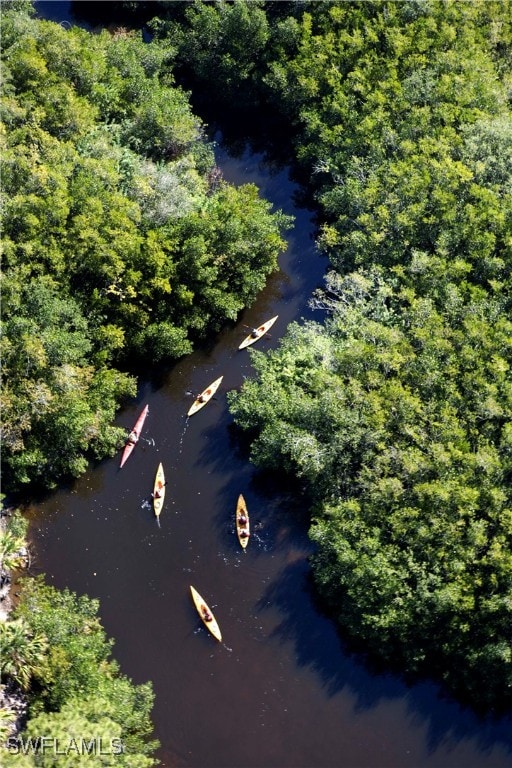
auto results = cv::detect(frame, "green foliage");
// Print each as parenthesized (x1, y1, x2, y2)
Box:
(0, 619, 48, 691)
(0, 530, 26, 573)
(1, 275, 136, 489)
(0, 517, 157, 765)
(4, 697, 154, 766)
(133, 321, 192, 361)
(0, 512, 28, 574)
(13, 577, 114, 710)
(210, 0, 512, 710)
(10, 702, 126, 767)
(7, 576, 158, 763)
(1, 6, 290, 492)
(125, 86, 199, 160)
(229, 268, 512, 709)
(0, 705, 17, 747)
(150, 0, 271, 104)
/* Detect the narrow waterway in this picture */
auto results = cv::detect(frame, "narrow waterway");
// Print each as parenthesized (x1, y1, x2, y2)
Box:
(25, 3, 512, 764)
(26, 135, 512, 768)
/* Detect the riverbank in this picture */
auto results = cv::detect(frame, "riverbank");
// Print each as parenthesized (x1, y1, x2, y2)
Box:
(1, 506, 159, 762)
(0, 508, 29, 618)
(0, 508, 29, 739)
(0, 526, 12, 623)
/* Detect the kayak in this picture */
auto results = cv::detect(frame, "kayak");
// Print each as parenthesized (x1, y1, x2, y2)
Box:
(120, 404, 149, 468)
(153, 462, 165, 520)
(187, 376, 223, 416)
(235, 494, 250, 549)
(238, 315, 278, 350)
(190, 585, 222, 642)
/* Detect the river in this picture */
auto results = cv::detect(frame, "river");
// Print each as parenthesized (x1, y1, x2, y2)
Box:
(26, 4, 512, 767)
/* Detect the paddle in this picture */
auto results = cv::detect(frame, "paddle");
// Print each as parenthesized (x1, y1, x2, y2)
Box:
(185, 390, 219, 402)
(242, 323, 272, 339)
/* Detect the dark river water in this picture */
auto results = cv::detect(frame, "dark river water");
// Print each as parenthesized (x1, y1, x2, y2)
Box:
(26, 4, 512, 767)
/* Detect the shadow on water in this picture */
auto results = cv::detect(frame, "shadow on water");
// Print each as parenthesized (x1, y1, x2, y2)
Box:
(190, 411, 512, 762)
(258, 560, 512, 759)
(189, 418, 512, 757)
(24, 7, 512, 765)
(193, 410, 310, 536)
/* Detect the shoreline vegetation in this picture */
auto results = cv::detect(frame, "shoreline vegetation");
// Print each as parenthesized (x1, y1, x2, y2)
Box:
(0, 510, 29, 741)
(1, 1, 290, 762)
(144, 0, 511, 712)
(1, 0, 511, 760)
(0, 509, 159, 765)
(1, 0, 291, 497)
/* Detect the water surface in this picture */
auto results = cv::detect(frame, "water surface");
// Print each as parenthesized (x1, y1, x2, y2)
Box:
(25, 5, 512, 761)
(27, 141, 512, 768)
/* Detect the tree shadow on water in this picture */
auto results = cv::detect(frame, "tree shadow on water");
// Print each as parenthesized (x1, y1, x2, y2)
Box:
(258, 560, 512, 761)
(192, 420, 512, 760)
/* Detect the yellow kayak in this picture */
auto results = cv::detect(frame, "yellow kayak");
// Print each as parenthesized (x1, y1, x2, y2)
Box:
(187, 376, 223, 416)
(190, 585, 222, 642)
(238, 316, 278, 350)
(235, 494, 250, 549)
(153, 462, 165, 520)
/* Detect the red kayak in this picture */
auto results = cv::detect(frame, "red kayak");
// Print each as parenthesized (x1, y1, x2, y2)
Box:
(120, 404, 149, 468)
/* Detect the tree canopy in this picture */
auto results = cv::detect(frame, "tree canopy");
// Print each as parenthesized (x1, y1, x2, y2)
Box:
(2, 573, 158, 766)
(2, 0, 511, 715)
(151, 0, 512, 710)
(1, 3, 291, 493)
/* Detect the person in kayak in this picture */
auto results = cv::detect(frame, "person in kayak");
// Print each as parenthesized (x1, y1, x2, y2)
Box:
(152, 481, 167, 499)
(127, 430, 138, 445)
(201, 606, 213, 622)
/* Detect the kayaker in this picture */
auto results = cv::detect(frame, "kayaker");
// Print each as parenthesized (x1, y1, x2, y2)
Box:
(239, 528, 249, 539)
(250, 328, 259, 338)
(238, 514, 248, 525)
(127, 430, 138, 445)
(152, 481, 167, 499)
(202, 606, 213, 622)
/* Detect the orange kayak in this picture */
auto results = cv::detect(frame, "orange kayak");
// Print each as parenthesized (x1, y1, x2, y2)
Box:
(120, 404, 149, 468)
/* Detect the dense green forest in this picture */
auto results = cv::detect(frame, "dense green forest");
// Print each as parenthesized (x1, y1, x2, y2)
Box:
(1, 0, 511, 729)
(1, 514, 158, 766)
(143, 0, 512, 710)
(0, 0, 290, 494)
